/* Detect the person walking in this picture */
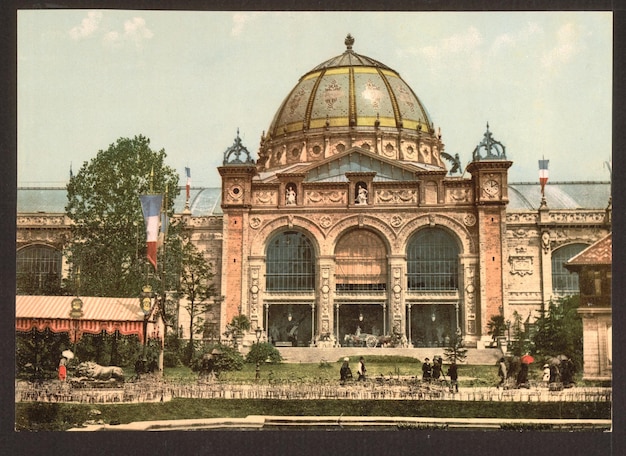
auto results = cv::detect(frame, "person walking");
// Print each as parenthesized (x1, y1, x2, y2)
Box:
(447, 361, 459, 393)
(357, 356, 367, 381)
(340, 357, 352, 385)
(497, 357, 507, 388)
(422, 358, 432, 382)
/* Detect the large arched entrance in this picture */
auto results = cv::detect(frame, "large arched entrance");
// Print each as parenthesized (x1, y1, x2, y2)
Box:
(264, 231, 316, 347)
(334, 229, 388, 346)
(405, 228, 460, 347)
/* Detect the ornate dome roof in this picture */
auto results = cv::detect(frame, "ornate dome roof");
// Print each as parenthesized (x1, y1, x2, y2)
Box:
(258, 35, 444, 173)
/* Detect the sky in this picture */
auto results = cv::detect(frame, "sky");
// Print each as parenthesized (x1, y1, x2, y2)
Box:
(17, 10, 613, 188)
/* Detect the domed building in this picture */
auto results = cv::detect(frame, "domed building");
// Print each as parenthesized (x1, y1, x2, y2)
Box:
(213, 35, 611, 351)
(17, 35, 611, 365)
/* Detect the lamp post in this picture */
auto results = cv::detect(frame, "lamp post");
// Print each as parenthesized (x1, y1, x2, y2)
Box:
(69, 297, 83, 359)
(140, 285, 154, 365)
(255, 326, 262, 344)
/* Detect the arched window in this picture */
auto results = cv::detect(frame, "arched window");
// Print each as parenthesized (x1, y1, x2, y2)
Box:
(552, 243, 587, 295)
(266, 231, 315, 291)
(407, 228, 459, 290)
(335, 230, 387, 291)
(16, 245, 62, 294)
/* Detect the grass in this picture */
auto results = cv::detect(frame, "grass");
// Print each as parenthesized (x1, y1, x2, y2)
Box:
(15, 358, 610, 431)
(15, 398, 611, 431)
(165, 359, 598, 388)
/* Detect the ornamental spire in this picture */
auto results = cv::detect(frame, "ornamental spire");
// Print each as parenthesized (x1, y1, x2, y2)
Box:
(345, 33, 354, 50)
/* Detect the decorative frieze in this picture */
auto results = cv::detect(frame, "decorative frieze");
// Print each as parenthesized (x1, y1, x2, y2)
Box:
(304, 189, 347, 206)
(374, 189, 418, 205)
(253, 190, 278, 206)
(17, 215, 67, 226)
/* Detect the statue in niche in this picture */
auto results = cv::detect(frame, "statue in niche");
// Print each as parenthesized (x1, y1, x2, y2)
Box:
(286, 186, 297, 205)
(355, 184, 368, 205)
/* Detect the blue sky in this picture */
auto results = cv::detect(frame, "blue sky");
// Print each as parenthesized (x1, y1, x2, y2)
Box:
(17, 10, 612, 188)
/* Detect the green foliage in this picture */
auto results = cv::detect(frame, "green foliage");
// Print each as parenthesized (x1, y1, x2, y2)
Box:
(177, 237, 216, 363)
(532, 295, 583, 369)
(443, 330, 468, 364)
(15, 399, 611, 431)
(189, 343, 244, 373)
(487, 314, 505, 340)
(64, 135, 180, 298)
(16, 329, 70, 380)
(163, 333, 184, 368)
(245, 342, 283, 364)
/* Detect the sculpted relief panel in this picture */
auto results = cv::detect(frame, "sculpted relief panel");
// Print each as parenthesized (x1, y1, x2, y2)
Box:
(304, 189, 347, 206)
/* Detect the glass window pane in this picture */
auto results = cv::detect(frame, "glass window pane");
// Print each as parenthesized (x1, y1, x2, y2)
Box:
(552, 243, 586, 295)
(266, 232, 315, 291)
(407, 228, 459, 290)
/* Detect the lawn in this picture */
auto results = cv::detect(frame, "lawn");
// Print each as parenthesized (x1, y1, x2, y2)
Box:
(15, 398, 611, 431)
(15, 356, 609, 431)
(164, 356, 592, 388)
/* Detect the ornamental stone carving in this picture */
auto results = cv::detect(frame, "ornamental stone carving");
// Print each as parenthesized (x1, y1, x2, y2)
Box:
(508, 255, 534, 276)
(254, 190, 278, 206)
(319, 215, 333, 229)
(390, 215, 403, 228)
(305, 190, 347, 205)
(464, 264, 477, 334)
(250, 217, 262, 229)
(448, 187, 471, 203)
(249, 267, 260, 317)
(506, 213, 538, 224)
(463, 213, 476, 227)
(374, 189, 418, 205)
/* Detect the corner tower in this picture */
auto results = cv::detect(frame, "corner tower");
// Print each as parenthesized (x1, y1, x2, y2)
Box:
(466, 124, 512, 345)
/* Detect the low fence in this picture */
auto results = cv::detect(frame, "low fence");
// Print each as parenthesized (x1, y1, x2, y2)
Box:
(16, 378, 612, 404)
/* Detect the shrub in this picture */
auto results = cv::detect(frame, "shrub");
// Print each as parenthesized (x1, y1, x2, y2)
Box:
(245, 342, 282, 365)
(190, 343, 244, 373)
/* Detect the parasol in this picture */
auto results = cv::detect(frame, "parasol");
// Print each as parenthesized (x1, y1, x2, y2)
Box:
(62, 350, 74, 360)
(548, 357, 561, 366)
(520, 354, 535, 364)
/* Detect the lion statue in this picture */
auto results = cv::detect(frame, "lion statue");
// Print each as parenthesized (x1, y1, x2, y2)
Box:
(75, 361, 124, 381)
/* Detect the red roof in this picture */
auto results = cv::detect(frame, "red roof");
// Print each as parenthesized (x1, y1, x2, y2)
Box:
(15, 295, 146, 321)
(566, 233, 612, 267)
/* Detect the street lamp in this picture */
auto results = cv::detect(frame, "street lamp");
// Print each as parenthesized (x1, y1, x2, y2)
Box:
(139, 285, 154, 364)
(255, 326, 263, 344)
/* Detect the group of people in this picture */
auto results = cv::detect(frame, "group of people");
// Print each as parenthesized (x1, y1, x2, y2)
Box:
(339, 355, 459, 392)
(498, 355, 575, 389)
(421, 356, 459, 392)
(339, 356, 367, 385)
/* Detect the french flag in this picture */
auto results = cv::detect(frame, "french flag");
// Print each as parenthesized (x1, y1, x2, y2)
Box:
(185, 167, 191, 200)
(140, 194, 163, 270)
(538, 159, 549, 196)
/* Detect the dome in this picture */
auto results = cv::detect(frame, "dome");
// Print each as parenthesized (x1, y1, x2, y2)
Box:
(258, 34, 445, 172)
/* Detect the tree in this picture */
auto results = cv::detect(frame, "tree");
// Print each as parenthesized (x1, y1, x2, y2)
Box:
(487, 314, 506, 341)
(178, 238, 216, 364)
(443, 328, 468, 364)
(532, 295, 583, 369)
(224, 314, 251, 350)
(65, 135, 179, 298)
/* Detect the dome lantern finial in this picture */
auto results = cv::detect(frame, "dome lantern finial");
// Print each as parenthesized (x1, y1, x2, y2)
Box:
(345, 33, 355, 50)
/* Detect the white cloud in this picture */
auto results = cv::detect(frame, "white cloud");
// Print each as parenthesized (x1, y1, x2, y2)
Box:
(69, 11, 103, 40)
(101, 16, 153, 50)
(541, 23, 579, 69)
(398, 27, 483, 74)
(490, 22, 541, 54)
(123, 17, 154, 48)
(231, 13, 256, 37)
